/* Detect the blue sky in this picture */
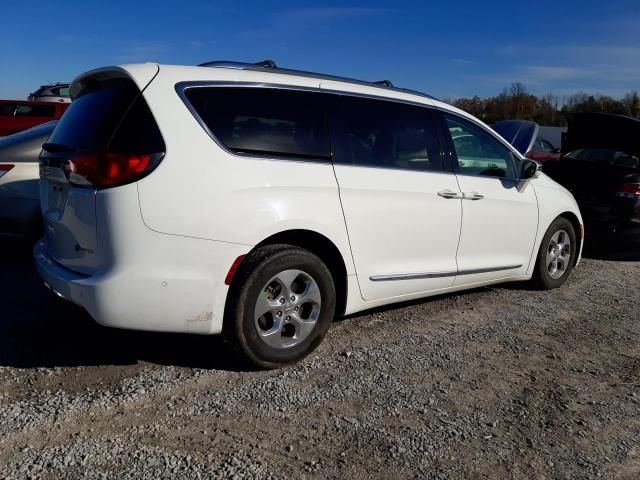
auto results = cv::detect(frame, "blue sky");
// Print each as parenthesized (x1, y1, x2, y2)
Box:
(1, 0, 639, 100)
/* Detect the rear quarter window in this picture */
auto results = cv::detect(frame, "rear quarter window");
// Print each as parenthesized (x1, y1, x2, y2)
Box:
(183, 87, 331, 160)
(48, 78, 164, 154)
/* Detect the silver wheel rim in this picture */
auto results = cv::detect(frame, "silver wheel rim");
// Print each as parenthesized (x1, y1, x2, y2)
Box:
(546, 229, 572, 279)
(254, 269, 322, 349)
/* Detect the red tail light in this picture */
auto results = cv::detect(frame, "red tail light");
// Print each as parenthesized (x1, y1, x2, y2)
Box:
(616, 183, 640, 198)
(65, 152, 160, 187)
(0, 164, 14, 178)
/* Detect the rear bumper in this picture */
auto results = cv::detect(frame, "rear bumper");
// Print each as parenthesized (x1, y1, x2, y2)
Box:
(34, 240, 91, 305)
(34, 232, 250, 335)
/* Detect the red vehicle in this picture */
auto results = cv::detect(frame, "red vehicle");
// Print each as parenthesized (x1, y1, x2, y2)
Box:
(0, 100, 69, 136)
(527, 137, 561, 162)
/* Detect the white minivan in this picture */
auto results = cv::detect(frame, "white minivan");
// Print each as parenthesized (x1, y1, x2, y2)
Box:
(35, 61, 583, 368)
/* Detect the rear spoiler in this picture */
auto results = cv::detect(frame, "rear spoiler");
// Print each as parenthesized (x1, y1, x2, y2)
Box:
(70, 64, 159, 100)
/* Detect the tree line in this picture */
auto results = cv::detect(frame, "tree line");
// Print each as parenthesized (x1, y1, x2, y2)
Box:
(444, 83, 640, 126)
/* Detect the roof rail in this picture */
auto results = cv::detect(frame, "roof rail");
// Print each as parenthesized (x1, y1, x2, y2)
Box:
(197, 60, 437, 101)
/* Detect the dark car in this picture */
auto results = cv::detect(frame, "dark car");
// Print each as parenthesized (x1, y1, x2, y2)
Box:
(0, 100, 68, 136)
(543, 113, 640, 241)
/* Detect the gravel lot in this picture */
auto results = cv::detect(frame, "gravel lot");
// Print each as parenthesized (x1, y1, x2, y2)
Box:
(1, 241, 639, 479)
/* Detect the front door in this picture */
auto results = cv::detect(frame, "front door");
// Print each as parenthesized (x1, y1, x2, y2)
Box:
(441, 112, 539, 286)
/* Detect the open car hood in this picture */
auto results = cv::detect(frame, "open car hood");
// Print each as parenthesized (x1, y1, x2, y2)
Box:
(491, 120, 539, 155)
(562, 113, 640, 157)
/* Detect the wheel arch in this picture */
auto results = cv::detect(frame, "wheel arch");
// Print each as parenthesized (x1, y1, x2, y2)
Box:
(254, 229, 349, 316)
(225, 229, 350, 318)
(557, 211, 583, 266)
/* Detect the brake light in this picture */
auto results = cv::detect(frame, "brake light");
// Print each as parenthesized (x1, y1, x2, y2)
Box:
(0, 165, 14, 178)
(66, 152, 159, 187)
(616, 183, 640, 199)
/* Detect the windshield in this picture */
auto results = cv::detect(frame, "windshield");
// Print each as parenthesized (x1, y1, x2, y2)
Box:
(565, 148, 640, 170)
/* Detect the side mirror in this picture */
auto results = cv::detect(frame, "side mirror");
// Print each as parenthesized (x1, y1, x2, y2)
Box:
(520, 159, 542, 180)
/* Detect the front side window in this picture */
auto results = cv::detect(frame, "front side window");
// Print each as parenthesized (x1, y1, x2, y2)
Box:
(446, 114, 516, 178)
(329, 95, 443, 172)
(184, 87, 330, 160)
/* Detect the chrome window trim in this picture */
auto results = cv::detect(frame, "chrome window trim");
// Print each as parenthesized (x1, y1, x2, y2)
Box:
(175, 81, 525, 170)
(370, 264, 522, 282)
(333, 162, 456, 176)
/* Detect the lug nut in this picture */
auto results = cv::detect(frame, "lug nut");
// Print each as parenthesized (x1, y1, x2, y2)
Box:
(276, 311, 282, 317)
(286, 316, 291, 321)
(294, 307, 298, 312)
(290, 295, 296, 301)
(279, 298, 285, 304)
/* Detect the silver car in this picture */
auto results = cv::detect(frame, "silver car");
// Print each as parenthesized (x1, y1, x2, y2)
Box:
(0, 121, 56, 240)
(28, 83, 71, 103)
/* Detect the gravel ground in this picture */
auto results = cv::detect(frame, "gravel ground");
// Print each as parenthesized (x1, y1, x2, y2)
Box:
(1, 241, 639, 479)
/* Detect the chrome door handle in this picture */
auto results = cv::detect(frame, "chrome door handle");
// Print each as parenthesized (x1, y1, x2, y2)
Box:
(463, 191, 484, 200)
(437, 189, 463, 199)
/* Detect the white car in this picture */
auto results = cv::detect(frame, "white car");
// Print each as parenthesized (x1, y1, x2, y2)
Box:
(34, 61, 583, 368)
(0, 122, 56, 239)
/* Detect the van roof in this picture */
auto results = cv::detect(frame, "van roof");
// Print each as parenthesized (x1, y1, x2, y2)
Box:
(197, 60, 438, 102)
(74, 62, 477, 129)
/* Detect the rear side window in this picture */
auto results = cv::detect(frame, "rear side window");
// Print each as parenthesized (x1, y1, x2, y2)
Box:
(329, 95, 443, 172)
(15, 104, 55, 117)
(48, 78, 164, 154)
(0, 104, 16, 116)
(184, 87, 331, 160)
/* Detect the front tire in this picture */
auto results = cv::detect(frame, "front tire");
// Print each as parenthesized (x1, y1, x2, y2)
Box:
(224, 245, 336, 369)
(532, 217, 577, 289)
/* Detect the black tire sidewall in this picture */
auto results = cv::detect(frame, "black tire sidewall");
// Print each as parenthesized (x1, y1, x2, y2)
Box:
(536, 218, 577, 289)
(230, 247, 336, 368)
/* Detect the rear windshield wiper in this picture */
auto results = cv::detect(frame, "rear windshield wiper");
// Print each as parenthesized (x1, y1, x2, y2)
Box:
(42, 142, 75, 153)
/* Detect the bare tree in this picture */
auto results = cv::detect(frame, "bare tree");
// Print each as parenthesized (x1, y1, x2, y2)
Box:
(622, 91, 640, 117)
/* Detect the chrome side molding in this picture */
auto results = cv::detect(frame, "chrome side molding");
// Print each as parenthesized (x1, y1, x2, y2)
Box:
(370, 271, 457, 282)
(370, 264, 522, 282)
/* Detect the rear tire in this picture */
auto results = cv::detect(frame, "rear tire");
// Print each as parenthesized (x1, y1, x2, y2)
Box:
(224, 244, 336, 369)
(531, 217, 577, 289)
